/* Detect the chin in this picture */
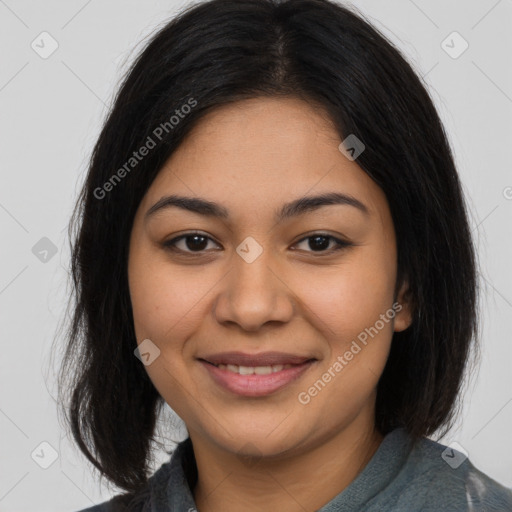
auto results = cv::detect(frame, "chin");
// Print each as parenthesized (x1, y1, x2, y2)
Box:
(200, 416, 311, 459)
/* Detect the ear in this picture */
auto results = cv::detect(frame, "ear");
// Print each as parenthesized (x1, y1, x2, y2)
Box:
(393, 280, 413, 332)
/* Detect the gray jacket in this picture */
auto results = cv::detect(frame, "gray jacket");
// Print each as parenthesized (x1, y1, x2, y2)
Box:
(77, 427, 512, 511)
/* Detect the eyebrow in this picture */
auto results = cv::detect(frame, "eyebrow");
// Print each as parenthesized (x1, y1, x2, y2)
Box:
(145, 192, 370, 223)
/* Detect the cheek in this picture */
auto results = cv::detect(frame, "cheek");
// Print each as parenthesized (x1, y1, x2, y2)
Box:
(127, 251, 210, 408)
(128, 246, 224, 360)
(294, 259, 396, 429)
(294, 255, 396, 340)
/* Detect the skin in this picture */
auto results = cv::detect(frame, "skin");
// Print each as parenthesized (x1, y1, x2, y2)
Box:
(127, 96, 412, 512)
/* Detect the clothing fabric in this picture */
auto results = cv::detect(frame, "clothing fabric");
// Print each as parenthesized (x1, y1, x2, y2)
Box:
(77, 427, 512, 511)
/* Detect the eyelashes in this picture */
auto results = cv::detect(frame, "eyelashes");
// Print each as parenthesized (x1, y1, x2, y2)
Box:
(162, 231, 353, 257)
(292, 234, 352, 254)
(163, 233, 217, 254)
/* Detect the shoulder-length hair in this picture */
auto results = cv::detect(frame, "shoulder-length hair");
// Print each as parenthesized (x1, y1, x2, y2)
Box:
(57, 0, 478, 496)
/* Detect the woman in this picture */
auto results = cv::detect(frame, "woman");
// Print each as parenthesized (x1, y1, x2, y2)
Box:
(58, 0, 512, 510)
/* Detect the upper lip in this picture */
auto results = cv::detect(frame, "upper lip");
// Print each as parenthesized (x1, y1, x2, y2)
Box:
(199, 351, 315, 367)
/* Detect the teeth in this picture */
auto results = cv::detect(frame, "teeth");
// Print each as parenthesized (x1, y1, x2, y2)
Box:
(239, 365, 254, 375)
(216, 363, 293, 374)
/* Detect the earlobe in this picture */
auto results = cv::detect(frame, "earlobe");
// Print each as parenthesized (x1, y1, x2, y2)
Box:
(393, 281, 413, 332)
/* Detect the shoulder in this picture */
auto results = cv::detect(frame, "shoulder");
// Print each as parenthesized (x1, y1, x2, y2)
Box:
(74, 458, 175, 512)
(395, 433, 512, 511)
(75, 489, 152, 512)
(75, 492, 141, 512)
(75, 438, 195, 512)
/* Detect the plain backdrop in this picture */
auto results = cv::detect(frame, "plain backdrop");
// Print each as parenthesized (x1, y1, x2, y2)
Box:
(0, 1, 511, 510)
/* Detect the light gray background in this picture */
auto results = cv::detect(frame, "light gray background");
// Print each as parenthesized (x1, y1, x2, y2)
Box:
(1, 1, 511, 510)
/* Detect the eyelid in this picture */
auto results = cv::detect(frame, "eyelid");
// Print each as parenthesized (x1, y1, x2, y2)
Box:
(162, 231, 352, 256)
(163, 231, 221, 254)
(293, 233, 351, 251)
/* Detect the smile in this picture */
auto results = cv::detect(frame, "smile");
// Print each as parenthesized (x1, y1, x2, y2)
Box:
(198, 357, 316, 397)
(214, 363, 294, 374)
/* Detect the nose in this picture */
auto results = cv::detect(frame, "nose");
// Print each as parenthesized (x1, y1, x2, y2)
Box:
(213, 248, 295, 332)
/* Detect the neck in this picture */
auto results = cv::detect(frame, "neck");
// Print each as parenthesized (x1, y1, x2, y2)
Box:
(191, 412, 383, 512)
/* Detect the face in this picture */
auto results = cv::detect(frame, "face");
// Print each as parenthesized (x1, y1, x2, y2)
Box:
(128, 97, 412, 458)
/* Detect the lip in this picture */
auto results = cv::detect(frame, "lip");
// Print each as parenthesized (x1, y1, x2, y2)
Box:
(198, 355, 316, 397)
(198, 351, 313, 366)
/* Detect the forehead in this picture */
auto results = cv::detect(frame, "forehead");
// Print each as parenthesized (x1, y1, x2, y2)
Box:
(139, 97, 390, 226)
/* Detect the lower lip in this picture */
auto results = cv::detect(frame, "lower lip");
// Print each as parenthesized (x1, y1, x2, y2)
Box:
(199, 360, 316, 397)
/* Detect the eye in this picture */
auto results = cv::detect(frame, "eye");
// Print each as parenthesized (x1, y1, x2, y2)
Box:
(162, 232, 352, 256)
(292, 233, 352, 254)
(163, 232, 221, 254)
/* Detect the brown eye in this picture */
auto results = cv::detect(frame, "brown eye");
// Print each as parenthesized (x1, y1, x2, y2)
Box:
(293, 234, 352, 254)
(163, 232, 351, 257)
(163, 233, 220, 253)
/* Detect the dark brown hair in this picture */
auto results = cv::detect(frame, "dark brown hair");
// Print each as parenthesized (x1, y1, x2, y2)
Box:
(56, 0, 478, 496)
